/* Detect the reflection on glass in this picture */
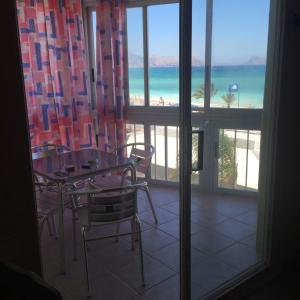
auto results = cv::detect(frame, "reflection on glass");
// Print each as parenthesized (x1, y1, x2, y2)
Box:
(148, 4, 179, 107)
(211, 0, 270, 109)
(127, 8, 145, 106)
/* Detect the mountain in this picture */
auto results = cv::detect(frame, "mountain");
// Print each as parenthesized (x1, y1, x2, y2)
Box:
(128, 52, 203, 68)
(244, 56, 266, 65)
(128, 52, 144, 68)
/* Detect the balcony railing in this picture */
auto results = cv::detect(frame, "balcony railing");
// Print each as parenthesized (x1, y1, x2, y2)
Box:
(126, 122, 260, 192)
(218, 129, 261, 191)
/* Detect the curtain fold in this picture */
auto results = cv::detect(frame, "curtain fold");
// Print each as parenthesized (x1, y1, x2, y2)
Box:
(95, 0, 128, 152)
(17, 0, 95, 149)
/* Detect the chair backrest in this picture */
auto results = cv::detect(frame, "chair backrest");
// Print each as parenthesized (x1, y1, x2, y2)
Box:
(72, 185, 140, 226)
(89, 187, 137, 223)
(31, 143, 70, 160)
(114, 143, 155, 176)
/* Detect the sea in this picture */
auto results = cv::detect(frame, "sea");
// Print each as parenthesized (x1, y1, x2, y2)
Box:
(128, 65, 266, 108)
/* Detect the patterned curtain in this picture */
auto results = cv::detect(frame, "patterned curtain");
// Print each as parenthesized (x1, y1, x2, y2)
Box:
(95, 0, 128, 152)
(17, 0, 95, 149)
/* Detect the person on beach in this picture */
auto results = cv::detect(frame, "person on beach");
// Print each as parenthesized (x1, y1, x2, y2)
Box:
(159, 96, 165, 106)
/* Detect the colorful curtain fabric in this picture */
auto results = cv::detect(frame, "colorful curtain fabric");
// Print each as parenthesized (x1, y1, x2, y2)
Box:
(17, 0, 95, 149)
(95, 0, 128, 152)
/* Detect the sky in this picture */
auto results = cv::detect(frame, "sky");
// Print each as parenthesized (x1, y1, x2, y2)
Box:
(125, 0, 270, 66)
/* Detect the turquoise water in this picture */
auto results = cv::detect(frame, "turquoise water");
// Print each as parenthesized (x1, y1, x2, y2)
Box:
(129, 65, 266, 108)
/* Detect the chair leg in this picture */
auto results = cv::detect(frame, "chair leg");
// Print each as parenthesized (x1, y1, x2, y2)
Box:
(51, 213, 58, 240)
(34, 174, 43, 193)
(81, 227, 91, 298)
(136, 218, 146, 287)
(72, 209, 77, 261)
(131, 220, 135, 251)
(144, 186, 158, 224)
(115, 223, 120, 242)
(39, 217, 46, 240)
(46, 217, 53, 237)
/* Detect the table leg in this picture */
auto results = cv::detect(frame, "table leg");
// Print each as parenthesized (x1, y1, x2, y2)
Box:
(58, 182, 65, 274)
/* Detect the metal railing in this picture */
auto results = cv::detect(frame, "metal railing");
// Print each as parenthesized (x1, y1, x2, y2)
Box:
(218, 129, 261, 191)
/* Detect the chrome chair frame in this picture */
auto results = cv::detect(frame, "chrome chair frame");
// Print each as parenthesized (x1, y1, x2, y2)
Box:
(69, 181, 146, 297)
(94, 143, 158, 224)
(32, 143, 71, 192)
(35, 182, 59, 239)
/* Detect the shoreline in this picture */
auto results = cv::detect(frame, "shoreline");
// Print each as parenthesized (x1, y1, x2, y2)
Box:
(129, 95, 262, 109)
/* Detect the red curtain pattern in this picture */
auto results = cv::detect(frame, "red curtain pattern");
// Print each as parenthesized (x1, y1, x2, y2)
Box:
(17, 0, 95, 149)
(95, 0, 128, 152)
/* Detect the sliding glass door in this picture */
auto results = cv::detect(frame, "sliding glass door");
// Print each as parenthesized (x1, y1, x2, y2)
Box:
(183, 0, 272, 299)
(85, 0, 273, 299)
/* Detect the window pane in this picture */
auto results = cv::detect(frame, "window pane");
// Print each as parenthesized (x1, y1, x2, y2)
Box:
(211, 0, 270, 109)
(126, 123, 145, 178)
(247, 130, 261, 190)
(218, 129, 261, 191)
(191, 0, 206, 109)
(167, 126, 179, 181)
(148, 4, 179, 107)
(150, 125, 165, 180)
(92, 11, 96, 61)
(127, 8, 145, 106)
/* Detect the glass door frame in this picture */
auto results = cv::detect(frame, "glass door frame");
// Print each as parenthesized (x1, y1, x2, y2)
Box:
(82, 0, 284, 298)
(179, 0, 285, 299)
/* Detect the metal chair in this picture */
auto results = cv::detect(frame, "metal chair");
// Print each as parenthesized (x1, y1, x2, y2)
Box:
(31, 143, 71, 192)
(37, 207, 58, 240)
(31, 143, 71, 160)
(35, 182, 59, 239)
(93, 143, 158, 224)
(69, 181, 146, 297)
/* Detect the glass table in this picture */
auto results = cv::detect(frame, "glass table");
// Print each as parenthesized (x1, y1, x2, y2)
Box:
(32, 148, 137, 274)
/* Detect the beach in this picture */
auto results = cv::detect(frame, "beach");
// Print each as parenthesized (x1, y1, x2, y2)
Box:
(128, 65, 266, 109)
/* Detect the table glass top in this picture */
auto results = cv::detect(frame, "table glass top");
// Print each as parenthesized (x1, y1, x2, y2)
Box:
(32, 149, 135, 182)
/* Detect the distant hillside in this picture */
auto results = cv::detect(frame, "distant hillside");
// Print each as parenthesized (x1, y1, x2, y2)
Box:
(128, 52, 144, 68)
(244, 56, 266, 65)
(128, 52, 203, 68)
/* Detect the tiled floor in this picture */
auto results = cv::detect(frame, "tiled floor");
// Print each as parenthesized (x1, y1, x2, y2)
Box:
(39, 186, 260, 300)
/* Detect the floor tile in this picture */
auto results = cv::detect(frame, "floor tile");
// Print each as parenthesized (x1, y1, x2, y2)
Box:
(191, 228, 236, 255)
(214, 199, 254, 218)
(158, 218, 203, 239)
(139, 207, 177, 226)
(149, 241, 208, 272)
(140, 228, 178, 254)
(191, 209, 229, 228)
(214, 219, 256, 241)
(66, 270, 137, 300)
(40, 186, 259, 300)
(114, 253, 176, 293)
(191, 257, 239, 292)
(214, 243, 259, 272)
(240, 234, 257, 249)
(144, 274, 179, 300)
(234, 210, 258, 227)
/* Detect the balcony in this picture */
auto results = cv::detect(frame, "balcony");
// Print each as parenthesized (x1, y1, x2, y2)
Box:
(40, 185, 259, 300)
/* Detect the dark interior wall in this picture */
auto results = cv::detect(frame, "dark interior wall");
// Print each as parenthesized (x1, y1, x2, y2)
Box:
(270, 0, 300, 265)
(0, 1, 41, 274)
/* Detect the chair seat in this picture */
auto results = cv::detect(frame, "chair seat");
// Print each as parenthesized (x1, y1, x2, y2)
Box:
(94, 175, 126, 187)
(94, 175, 146, 187)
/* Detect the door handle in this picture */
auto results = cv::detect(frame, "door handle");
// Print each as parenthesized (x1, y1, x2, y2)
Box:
(192, 130, 204, 172)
